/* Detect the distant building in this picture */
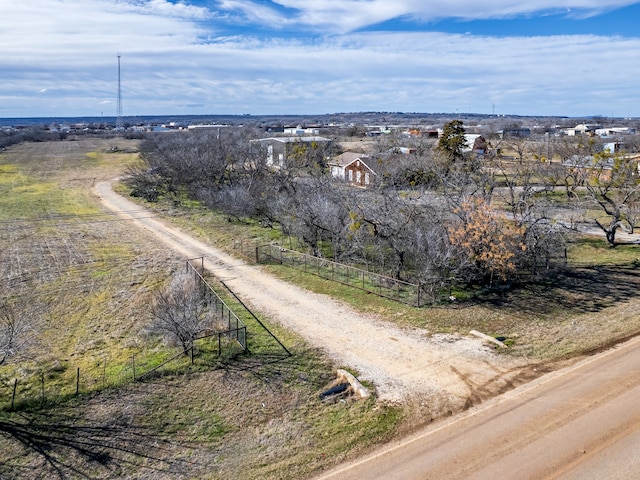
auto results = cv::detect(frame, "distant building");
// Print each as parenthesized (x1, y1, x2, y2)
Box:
(565, 124, 602, 136)
(498, 127, 531, 138)
(471, 135, 489, 156)
(603, 142, 624, 154)
(595, 127, 635, 137)
(251, 136, 331, 167)
(283, 125, 320, 135)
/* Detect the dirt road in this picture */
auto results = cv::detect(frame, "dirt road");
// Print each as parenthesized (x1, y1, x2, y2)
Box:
(316, 334, 640, 479)
(95, 180, 531, 407)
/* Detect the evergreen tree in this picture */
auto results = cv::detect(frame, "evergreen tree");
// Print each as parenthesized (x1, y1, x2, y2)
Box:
(438, 120, 467, 161)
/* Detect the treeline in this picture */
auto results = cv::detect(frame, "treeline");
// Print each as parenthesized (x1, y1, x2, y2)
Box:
(0, 127, 68, 150)
(127, 127, 569, 299)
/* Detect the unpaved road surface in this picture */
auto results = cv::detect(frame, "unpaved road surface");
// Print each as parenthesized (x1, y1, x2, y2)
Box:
(316, 334, 640, 479)
(95, 180, 531, 406)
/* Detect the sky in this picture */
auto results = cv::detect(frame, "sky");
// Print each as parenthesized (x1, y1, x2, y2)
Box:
(1, 0, 640, 119)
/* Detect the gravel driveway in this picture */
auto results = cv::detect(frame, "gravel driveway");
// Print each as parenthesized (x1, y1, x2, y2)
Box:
(96, 180, 531, 407)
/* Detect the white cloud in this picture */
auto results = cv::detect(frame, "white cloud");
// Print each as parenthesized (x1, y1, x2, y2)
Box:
(217, 0, 290, 25)
(0, 0, 639, 117)
(252, 0, 640, 32)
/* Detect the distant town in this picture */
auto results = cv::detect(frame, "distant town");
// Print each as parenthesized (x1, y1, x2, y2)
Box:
(1, 111, 638, 138)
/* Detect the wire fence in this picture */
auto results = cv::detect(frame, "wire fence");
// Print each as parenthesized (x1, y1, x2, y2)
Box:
(0, 258, 251, 412)
(0, 336, 242, 412)
(251, 243, 426, 307)
(185, 257, 248, 354)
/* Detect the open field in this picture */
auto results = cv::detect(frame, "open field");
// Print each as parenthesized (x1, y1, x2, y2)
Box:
(0, 139, 402, 478)
(1, 138, 640, 479)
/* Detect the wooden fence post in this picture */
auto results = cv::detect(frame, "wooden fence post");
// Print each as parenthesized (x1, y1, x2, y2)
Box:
(76, 367, 80, 395)
(10, 379, 17, 411)
(40, 372, 45, 406)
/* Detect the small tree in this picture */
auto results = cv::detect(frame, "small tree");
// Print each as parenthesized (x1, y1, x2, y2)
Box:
(148, 273, 213, 353)
(447, 197, 525, 285)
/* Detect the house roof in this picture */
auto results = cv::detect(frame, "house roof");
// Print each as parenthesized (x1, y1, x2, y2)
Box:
(563, 155, 613, 169)
(251, 136, 330, 144)
(329, 151, 370, 167)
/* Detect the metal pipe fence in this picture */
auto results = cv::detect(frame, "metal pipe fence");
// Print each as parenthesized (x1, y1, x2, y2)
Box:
(185, 258, 248, 353)
(255, 244, 425, 307)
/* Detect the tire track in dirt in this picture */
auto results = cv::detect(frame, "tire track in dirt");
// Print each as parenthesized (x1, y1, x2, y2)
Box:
(316, 336, 640, 479)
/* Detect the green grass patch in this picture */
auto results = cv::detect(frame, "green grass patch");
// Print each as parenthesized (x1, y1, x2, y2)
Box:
(568, 236, 640, 265)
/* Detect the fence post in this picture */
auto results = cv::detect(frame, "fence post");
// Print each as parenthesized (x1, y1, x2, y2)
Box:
(40, 372, 45, 406)
(255, 245, 259, 263)
(102, 357, 107, 389)
(76, 367, 80, 395)
(10, 379, 17, 411)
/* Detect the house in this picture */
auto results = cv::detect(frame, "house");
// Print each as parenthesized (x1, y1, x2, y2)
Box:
(251, 136, 331, 167)
(328, 152, 376, 187)
(283, 125, 320, 136)
(565, 124, 602, 136)
(387, 146, 417, 155)
(563, 155, 614, 182)
(471, 135, 489, 156)
(603, 142, 624, 154)
(595, 127, 636, 137)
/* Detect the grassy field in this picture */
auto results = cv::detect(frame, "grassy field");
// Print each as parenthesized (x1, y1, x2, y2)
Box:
(1, 138, 639, 479)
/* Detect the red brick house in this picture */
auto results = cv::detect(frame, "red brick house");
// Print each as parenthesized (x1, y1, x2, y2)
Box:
(328, 152, 376, 187)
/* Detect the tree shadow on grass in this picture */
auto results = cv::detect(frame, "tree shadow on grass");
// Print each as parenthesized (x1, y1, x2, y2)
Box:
(478, 264, 640, 317)
(0, 408, 209, 480)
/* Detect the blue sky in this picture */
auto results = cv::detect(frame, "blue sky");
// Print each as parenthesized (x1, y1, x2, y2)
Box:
(1, 0, 639, 118)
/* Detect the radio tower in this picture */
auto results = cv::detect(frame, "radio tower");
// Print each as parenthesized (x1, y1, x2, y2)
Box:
(116, 54, 123, 130)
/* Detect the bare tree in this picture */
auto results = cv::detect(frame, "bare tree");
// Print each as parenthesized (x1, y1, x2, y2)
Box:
(0, 299, 38, 366)
(585, 153, 640, 246)
(147, 273, 214, 353)
(349, 189, 429, 279)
